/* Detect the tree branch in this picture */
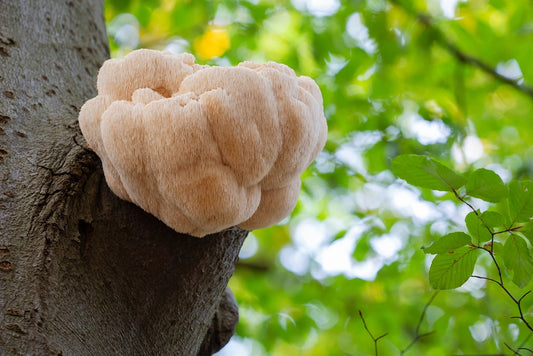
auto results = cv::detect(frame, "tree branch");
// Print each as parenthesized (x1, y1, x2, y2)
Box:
(390, 0, 533, 99)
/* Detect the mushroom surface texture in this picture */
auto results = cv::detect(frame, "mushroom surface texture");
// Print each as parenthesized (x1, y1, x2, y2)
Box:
(79, 49, 327, 237)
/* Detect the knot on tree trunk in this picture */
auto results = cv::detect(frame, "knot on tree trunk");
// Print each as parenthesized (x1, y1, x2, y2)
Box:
(198, 286, 240, 356)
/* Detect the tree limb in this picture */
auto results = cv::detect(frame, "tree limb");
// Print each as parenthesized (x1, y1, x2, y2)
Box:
(390, 0, 533, 99)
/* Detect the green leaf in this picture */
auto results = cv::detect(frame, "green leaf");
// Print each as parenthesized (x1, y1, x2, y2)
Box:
(516, 221, 533, 246)
(429, 246, 481, 289)
(480, 211, 505, 230)
(391, 155, 466, 192)
(422, 232, 472, 254)
(465, 212, 492, 244)
(503, 234, 533, 288)
(508, 181, 533, 225)
(465, 168, 507, 202)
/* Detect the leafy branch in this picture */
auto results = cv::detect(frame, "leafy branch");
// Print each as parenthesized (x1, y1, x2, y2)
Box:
(453, 184, 533, 333)
(389, 0, 533, 100)
(505, 343, 523, 356)
(392, 154, 533, 351)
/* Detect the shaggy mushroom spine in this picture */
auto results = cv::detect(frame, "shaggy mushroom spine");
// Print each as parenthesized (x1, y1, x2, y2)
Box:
(79, 49, 327, 237)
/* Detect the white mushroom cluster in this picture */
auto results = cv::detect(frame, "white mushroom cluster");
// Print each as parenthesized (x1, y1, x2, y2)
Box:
(79, 49, 327, 237)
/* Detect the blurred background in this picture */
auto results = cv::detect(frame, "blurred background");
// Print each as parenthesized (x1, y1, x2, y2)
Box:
(103, 0, 533, 354)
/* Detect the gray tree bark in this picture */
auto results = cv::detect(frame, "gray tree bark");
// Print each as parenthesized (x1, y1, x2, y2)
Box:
(0, 1, 246, 355)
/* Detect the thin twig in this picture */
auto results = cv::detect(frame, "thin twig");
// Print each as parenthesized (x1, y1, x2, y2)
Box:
(518, 347, 533, 354)
(452, 189, 478, 216)
(518, 331, 533, 352)
(493, 226, 523, 235)
(400, 291, 439, 355)
(505, 342, 522, 355)
(517, 291, 533, 332)
(452, 188, 499, 255)
(471, 275, 533, 333)
(416, 291, 439, 335)
(400, 331, 435, 356)
(485, 248, 505, 286)
(359, 310, 388, 356)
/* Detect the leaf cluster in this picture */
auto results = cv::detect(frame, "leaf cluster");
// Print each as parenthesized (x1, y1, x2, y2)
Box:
(392, 155, 533, 354)
(393, 154, 533, 290)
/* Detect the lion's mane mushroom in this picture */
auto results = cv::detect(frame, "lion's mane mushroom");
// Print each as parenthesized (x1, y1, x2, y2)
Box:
(79, 49, 327, 237)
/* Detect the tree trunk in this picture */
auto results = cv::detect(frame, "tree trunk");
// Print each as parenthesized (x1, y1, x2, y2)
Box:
(0, 1, 246, 354)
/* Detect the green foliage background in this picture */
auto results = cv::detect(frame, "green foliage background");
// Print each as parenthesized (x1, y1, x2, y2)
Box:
(103, 0, 533, 354)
